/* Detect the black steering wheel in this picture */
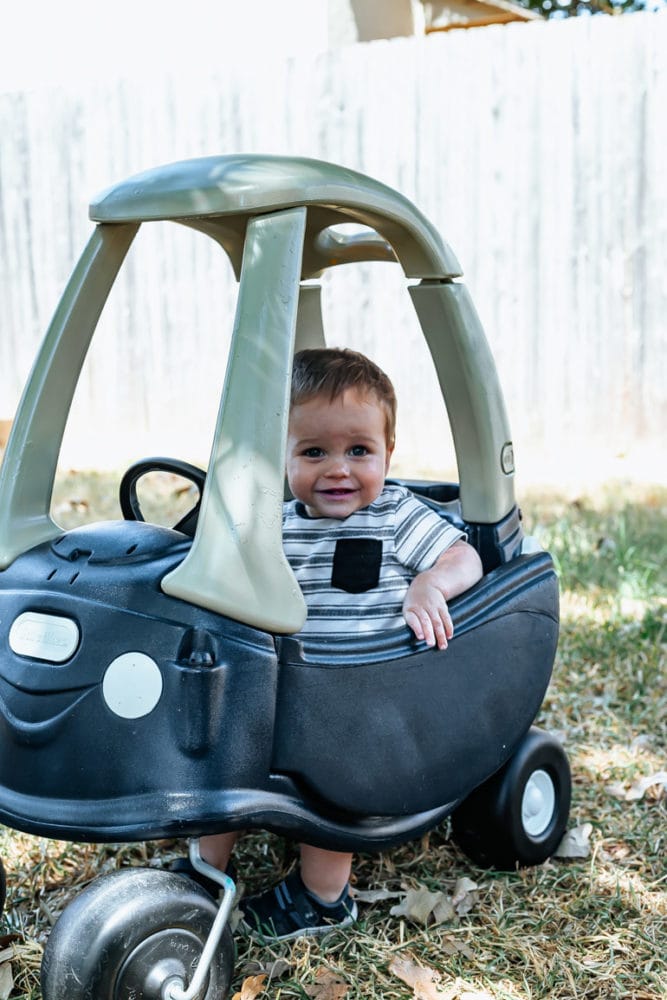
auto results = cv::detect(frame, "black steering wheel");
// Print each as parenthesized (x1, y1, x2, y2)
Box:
(119, 457, 207, 537)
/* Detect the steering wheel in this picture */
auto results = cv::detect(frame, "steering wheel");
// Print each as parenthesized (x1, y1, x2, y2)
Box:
(119, 457, 207, 537)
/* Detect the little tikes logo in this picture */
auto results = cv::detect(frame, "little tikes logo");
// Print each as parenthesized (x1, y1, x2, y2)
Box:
(9, 612, 80, 663)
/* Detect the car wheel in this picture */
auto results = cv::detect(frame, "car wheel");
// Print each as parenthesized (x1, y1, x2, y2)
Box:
(41, 867, 235, 1000)
(451, 726, 571, 869)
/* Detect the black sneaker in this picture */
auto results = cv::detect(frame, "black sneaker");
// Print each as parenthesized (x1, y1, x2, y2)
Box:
(240, 871, 357, 941)
(168, 856, 236, 899)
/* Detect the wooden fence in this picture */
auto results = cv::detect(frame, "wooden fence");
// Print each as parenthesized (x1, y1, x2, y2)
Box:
(0, 10, 665, 479)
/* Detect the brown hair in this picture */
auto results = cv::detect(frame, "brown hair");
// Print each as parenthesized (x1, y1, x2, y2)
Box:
(291, 348, 397, 447)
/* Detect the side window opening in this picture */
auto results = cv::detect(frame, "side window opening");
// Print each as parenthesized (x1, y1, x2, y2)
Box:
(54, 223, 237, 528)
(319, 260, 457, 481)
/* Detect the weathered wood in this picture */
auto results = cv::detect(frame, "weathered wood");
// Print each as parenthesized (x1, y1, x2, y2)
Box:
(0, 12, 664, 475)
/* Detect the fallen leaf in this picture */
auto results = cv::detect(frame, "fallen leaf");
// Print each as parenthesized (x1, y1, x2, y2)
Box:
(440, 936, 475, 960)
(606, 781, 629, 800)
(554, 823, 592, 858)
(303, 967, 349, 1000)
(352, 887, 403, 904)
(241, 958, 291, 980)
(232, 973, 267, 1000)
(389, 955, 446, 1000)
(390, 887, 446, 925)
(600, 840, 632, 862)
(440, 938, 461, 957)
(625, 770, 667, 802)
(607, 771, 667, 802)
(451, 878, 479, 916)
(0, 963, 14, 1000)
(431, 895, 456, 924)
(390, 881, 480, 926)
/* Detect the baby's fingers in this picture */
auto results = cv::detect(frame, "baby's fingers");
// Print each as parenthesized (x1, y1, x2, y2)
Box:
(405, 609, 429, 645)
(405, 609, 441, 649)
(405, 607, 453, 650)
(432, 608, 453, 650)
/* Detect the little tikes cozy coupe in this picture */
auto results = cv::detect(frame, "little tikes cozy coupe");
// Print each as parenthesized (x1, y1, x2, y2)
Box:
(0, 156, 570, 1000)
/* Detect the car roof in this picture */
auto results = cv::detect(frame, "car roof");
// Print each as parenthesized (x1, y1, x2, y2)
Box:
(89, 154, 462, 281)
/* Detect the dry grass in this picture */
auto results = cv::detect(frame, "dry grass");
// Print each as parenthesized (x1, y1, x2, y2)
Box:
(1, 470, 665, 999)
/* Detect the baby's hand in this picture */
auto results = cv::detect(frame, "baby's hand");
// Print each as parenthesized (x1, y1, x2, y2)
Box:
(402, 570, 454, 650)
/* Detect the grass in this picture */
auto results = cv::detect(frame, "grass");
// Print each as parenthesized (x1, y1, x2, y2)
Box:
(1, 471, 665, 999)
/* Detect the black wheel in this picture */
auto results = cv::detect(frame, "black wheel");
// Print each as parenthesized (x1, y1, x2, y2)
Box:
(451, 727, 571, 870)
(0, 856, 6, 917)
(119, 457, 207, 536)
(41, 868, 235, 1000)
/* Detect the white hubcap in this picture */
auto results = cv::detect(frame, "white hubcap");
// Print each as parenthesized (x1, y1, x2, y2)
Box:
(521, 769, 556, 836)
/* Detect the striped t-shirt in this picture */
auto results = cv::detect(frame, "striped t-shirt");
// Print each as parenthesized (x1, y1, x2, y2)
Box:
(282, 484, 465, 639)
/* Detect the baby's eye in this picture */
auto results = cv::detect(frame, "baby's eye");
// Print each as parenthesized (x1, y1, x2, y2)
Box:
(302, 447, 324, 458)
(349, 445, 369, 457)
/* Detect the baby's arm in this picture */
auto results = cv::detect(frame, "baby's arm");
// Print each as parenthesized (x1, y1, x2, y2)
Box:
(402, 540, 483, 650)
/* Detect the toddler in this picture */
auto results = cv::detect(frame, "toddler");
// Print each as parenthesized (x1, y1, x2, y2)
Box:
(192, 348, 483, 940)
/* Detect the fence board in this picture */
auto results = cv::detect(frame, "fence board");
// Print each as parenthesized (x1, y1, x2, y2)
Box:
(0, 11, 665, 478)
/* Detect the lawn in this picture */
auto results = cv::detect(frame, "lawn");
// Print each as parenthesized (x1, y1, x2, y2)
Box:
(0, 473, 665, 1000)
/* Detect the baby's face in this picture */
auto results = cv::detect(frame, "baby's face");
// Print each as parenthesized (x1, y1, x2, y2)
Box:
(286, 388, 393, 519)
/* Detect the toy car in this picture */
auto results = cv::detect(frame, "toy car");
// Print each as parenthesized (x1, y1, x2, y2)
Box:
(0, 155, 570, 1000)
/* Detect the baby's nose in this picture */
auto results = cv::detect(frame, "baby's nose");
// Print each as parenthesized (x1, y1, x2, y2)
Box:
(327, 455, 350, 476)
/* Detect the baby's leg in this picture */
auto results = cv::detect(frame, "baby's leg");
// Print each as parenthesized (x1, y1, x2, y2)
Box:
(200, 831, 239, 870)
(240, 843, 356, 939)
(299, 843, 353, 902)
(168, 831, 238, 898)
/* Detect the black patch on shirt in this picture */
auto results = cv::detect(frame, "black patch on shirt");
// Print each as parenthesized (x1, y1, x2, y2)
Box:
(331, 538, 383, 593)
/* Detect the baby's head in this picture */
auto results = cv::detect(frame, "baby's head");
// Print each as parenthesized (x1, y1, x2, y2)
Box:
(291, 348, 396, 447)
(287, 348, 397, 519)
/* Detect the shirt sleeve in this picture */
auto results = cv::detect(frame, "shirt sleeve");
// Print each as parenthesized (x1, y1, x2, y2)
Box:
(393, 492, 466, 574)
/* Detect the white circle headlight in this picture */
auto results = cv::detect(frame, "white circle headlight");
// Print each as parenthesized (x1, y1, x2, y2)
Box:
(102, 652, 163, 719)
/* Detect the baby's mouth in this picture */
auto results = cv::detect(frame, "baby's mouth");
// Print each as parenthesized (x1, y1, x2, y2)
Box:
(320, 488, 355, 497)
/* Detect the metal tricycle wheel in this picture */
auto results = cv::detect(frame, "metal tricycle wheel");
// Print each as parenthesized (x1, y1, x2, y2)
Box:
(41, 867, 235, 1000)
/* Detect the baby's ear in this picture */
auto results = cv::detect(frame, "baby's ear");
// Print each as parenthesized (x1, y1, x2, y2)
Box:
(385, 443, 395, 474)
